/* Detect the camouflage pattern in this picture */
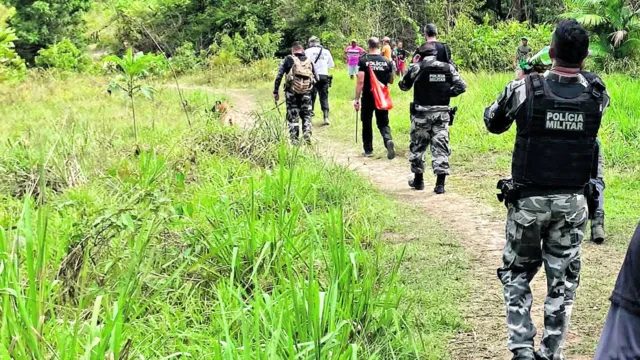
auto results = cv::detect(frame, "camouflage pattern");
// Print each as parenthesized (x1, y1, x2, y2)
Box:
(498, 194, 588, 359)
(285, 91, 313, 142)
(409, 105, 451, 175)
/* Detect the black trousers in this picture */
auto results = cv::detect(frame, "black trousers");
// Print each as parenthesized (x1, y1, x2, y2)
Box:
(311, 75, 330, 114)
(361, 96, 393, 153)
(595, 303, 640, 359)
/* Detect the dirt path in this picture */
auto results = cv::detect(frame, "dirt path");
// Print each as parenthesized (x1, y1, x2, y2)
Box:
(174, 85, 606, 359)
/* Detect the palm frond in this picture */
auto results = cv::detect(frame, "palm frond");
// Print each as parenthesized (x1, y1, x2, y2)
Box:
(610, 30, 628, 47)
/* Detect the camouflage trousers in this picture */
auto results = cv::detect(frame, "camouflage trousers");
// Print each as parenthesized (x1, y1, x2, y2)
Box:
(409, 106, 451, 175)
(498, 194, 588, 359)
(285, 91, 313, 142)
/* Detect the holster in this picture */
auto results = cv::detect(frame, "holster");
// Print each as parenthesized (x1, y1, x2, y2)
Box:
(585, 182, 600, 219)
(410, 102, 417, 116)
(326, 74, 333, 88)
(449, 106, 458, 126)
(496, 178, 519, 208)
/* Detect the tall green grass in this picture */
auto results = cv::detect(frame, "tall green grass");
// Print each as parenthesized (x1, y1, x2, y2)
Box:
(0, 73, 466, 358)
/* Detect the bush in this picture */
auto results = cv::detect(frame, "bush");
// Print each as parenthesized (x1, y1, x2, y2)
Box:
(169, 42, 202, 74)
(34, 38, 92, 72)
(442, 15, 554, 71)
(0, 6, 25, 81)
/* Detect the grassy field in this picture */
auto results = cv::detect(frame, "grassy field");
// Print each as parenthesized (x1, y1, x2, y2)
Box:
(327, 70, 640, 249)
(0, 73, 468, 359)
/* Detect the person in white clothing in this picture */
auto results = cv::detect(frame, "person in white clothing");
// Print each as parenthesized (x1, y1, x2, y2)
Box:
(305, 36, 335, 125)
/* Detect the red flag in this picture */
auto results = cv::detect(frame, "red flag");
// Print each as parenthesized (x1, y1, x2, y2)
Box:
(368, 65, 393, 111)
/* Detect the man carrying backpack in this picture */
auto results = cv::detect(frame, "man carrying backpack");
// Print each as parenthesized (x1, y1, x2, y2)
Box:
(354, 37, 396, 159)
(305, 36, 335, 126)
(274, 42, 318, 144)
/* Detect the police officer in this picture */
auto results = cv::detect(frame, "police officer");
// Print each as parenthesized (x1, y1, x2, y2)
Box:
(484, 19, 609, 360)
(274, 42, 318, 144)
(305, 36, 335, 126)
(399, 42, 466, 193)
(415, 24, 456, 67)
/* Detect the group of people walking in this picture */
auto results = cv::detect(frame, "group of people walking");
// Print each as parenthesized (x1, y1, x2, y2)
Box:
(273, 20, 639, 360)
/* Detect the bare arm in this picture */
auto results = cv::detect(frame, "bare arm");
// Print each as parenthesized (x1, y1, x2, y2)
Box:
(355, 71, 365, 100)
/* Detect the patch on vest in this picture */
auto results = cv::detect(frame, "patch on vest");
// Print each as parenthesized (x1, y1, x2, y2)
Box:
(429, 74, 446, 82)
(545, 110, 585, 131)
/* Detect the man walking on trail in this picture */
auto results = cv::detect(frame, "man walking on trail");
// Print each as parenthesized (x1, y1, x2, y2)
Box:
(484, 19, 609, 360)
(594, 220, 640, 360)
(381, 37, 393, 61)
(274, 42, 318, 144)
(399, 42, 466, 193)
(306, 36, 335, 126)
(416, 24, 455, 67)
(345, 40, 365, 80)
(354, 37, 396, 160)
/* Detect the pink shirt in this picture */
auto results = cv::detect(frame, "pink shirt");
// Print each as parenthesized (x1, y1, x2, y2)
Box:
(345, 45, 365, 66)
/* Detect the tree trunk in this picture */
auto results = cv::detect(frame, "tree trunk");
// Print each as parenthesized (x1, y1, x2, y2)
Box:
(509, 0, 525, 21)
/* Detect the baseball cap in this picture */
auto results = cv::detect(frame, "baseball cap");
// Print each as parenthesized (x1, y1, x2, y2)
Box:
(521, 37, 528, 41)
(309, 36, 319, 43)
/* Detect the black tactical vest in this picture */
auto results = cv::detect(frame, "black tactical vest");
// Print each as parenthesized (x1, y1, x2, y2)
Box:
(414, 58, 453, 106)
(512, 72, 604, 187)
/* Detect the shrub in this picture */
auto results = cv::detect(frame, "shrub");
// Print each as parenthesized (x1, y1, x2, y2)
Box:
(170, 41, 202, 74)
(208, 49, 241, 70)
(0, 6, 25, 81)
(34, 38, 92, 72)
(442, 15, 554, 71)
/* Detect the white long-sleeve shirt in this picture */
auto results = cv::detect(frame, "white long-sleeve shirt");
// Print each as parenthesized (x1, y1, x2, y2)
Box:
(305, 45, 335, 76)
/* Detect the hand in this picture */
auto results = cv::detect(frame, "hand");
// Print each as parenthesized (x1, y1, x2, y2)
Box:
(412, 54, 421, 64)
(353, 100, 361, 111)
(273, 92, 280, 102)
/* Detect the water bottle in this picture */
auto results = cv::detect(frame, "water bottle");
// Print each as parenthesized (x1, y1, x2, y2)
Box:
(520, 46, 552, 73)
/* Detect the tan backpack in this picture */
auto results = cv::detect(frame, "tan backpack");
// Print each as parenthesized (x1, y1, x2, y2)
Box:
(286, 56, 315, 94)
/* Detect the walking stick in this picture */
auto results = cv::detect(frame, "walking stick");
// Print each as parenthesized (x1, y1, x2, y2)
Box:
(355, 109, 359, 143)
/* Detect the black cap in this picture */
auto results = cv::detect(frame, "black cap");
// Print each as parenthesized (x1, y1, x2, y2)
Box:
(424, 23, 438, 36)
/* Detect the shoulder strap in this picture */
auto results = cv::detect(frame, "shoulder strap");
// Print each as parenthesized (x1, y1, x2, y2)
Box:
(315, 46, 324, 64)
(529, 72, 544, 97)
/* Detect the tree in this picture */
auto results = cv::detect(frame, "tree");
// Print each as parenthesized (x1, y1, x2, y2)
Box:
(104, 49, 162, 144)
(5, 0, 92, 61)
(561, 0, 640, 58)
(0, 5, 26, 81)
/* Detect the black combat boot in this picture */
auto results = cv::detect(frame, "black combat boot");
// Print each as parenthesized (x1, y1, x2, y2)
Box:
(385, 140, 396, 160)
(434, 174, 446, 194)
(409, 173, 424, 190)
(322, 110, 330, 126)
(591, 210, 605, 244)
(512, 349, 536, 360)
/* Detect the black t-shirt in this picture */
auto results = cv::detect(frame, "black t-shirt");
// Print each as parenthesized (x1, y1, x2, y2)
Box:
(358, 53, 393, 96)
(396, 48, 409, 61)
(414, 41, 452, 64)
(611, 221, 640, 316)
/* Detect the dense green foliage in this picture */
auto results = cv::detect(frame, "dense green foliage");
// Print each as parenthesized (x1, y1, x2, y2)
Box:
(0, 5, 25, 80)
(34, 38, 92, 71)
(443, 15, 554, 71)
(562, 0, 640, 59)
(5, 0, 91, 61)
